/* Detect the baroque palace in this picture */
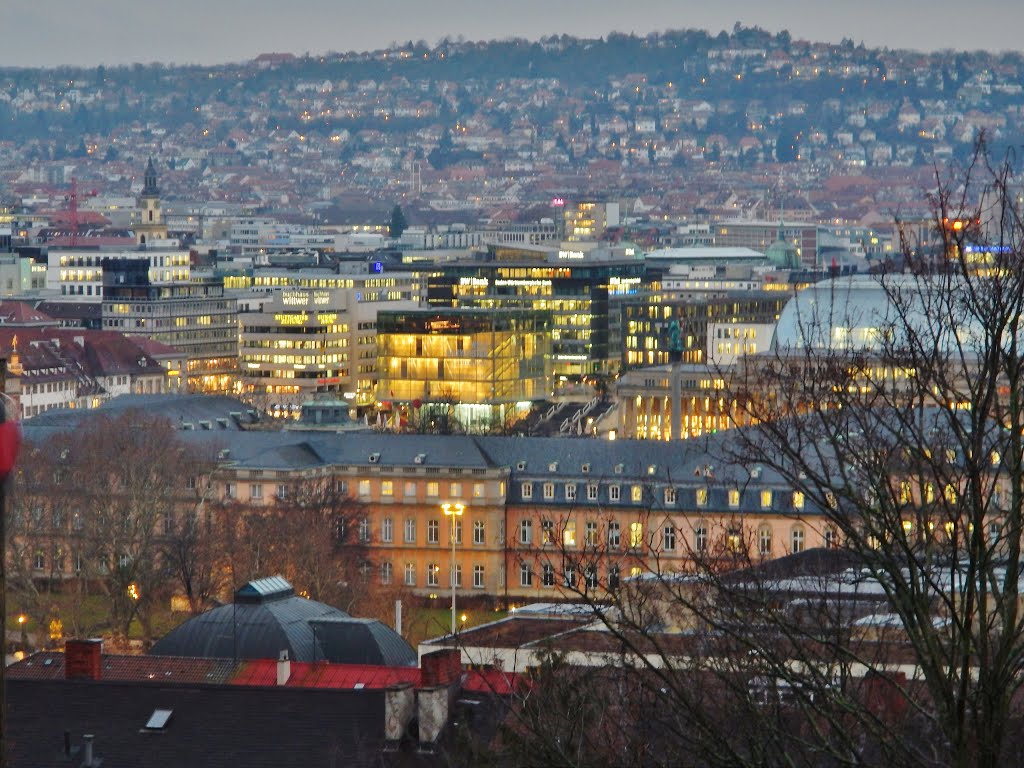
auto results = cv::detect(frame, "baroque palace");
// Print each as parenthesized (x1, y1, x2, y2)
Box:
(19, 395, 831, 606)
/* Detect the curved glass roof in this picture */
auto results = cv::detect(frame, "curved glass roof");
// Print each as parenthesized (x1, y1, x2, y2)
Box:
(771, 274, 990, 354)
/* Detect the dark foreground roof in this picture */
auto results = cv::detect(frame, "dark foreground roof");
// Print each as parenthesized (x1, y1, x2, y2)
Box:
(8, 678, 385, 768)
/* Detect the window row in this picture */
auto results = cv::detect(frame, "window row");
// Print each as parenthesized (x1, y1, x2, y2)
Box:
(373, 517, 496, 546)
(520, 482, 805, 509)
(386, 562, 490, 589)
(514, 518, 836, 556)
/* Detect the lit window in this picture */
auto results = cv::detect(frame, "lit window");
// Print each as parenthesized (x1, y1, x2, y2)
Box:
(449, 482, 462, 498)
(760, 490, 772, 509)
(629, 522, 643, 549)
(631, 485, 643, 503)
(426, 481, 439, 498)
(944, 484, 958, 504)
(899, 481, 913, 505)
(381, 480, 393, 497)
(473, 482, 485, 498)
(563, 521, 576, 547)
(696, 488, 708, 507)
(792, 491, 804, 510)
(541, 520, 554, 545)
(726, 528, 743, 553)
(728, 488, 740, 507)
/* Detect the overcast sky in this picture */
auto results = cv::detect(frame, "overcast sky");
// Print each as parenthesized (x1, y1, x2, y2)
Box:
(5, 0, 1023, 68)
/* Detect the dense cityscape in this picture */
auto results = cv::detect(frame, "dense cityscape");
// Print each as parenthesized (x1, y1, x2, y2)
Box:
(1, 18, 1024, 768)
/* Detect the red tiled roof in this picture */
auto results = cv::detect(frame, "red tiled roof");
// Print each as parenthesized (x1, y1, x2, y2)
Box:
(232, 659, 421, 689)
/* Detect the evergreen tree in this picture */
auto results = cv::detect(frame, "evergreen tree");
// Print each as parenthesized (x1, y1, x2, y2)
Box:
(388, 205, 407, 238)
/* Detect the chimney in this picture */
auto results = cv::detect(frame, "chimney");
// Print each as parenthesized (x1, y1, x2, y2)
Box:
(64, 639, 102, 680)
(416, 649, 464, 752)
(276, 650, 291, 686)
(383, 683, 415, 751)
(82, 734, 95, 767)
(420, 648, 462, 688)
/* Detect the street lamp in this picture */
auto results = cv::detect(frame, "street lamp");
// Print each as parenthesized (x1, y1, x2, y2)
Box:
(442, 502, 465, 635)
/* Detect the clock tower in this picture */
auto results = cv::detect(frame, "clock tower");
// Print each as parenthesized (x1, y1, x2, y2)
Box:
(135, 158, 167, 246)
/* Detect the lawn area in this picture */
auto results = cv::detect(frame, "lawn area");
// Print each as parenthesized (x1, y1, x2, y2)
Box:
(401, 605, 507, 647)
(9, 596, 507, 655)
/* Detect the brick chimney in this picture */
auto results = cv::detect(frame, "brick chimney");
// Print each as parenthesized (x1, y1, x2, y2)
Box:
(420, 648, 462, 688)
(64, 639, 102, 680)
(416, 649, 463, 752)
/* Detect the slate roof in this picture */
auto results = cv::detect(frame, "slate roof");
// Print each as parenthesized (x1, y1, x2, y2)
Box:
(20, 394, 828, 516)
(8, 678, 386, 768)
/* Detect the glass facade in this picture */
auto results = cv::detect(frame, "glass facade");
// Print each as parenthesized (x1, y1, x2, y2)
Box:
(376, 308, 551, 429)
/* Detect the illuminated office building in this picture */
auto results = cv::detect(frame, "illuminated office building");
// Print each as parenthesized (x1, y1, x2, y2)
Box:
(239, 285, 417, 415)
(621, 292, 787, 370)
(426, 244, 643, 379)
(48, 248, 190, 299)
(375, 307, 551, 432)
(101, 259, 237, 393)
(562, 201, 620, 241)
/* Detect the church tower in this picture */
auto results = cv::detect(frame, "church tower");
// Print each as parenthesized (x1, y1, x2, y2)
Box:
(135, 158, 167, 246)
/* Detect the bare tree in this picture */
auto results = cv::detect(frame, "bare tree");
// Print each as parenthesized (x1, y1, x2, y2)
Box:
(222, 472, 375, 614)
(493, 142, 1024, 767)
(11, 411, 202, 648)
(720, 140, 1024, 768)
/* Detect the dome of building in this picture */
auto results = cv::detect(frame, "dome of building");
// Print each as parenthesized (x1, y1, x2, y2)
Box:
(771, 274, 988, 354)
(149, 576, 416, 667)
(765, 226, 801, 269)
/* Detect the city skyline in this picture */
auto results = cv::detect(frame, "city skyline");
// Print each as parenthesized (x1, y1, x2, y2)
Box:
(5, 0, 1023, 69)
